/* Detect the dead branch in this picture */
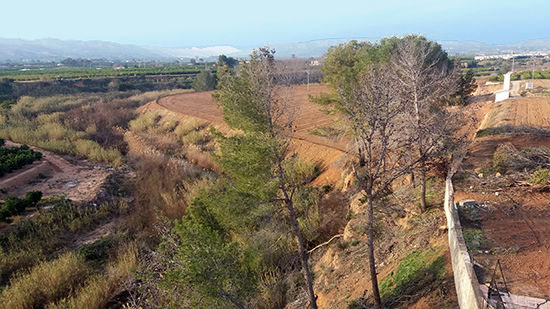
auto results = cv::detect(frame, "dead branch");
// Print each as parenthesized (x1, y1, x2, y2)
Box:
(307, 234, 344, 254)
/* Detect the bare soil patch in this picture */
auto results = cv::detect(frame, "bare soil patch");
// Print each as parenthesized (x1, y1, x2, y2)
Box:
(0, 141, 111, 202)
(475, 77, 503, 96)
(454, 186, 550, 299)
(453, 81, 550, 300)
(483, 96, 550, 128)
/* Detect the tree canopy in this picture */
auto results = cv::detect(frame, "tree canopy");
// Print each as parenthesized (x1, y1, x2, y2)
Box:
(192, 69, 217, 92)
(316, 34, 464, 308)
(218, 55, 238, 68)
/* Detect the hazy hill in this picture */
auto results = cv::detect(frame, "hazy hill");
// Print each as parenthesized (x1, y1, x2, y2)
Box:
(1, 37, 549, 62)
(0, 38, 238, 62)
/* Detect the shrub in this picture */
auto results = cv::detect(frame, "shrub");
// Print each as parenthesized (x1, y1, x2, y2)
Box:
(493, 143, 549, 173)
(128, 113, 160, 132)
(531, 169, 550, 184)
(158, 120, 177, 133)
(73, 139, 123, 166)
(25, 191, 43, 208)
(0, 145, 42, 177)
(0, 191, 42, 222)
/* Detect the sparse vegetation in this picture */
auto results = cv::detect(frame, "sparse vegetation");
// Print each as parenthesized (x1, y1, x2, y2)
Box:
(0, 197, 119, 283)
(462, 228, 487, 251)
(530, 168, 550, 184)
(378, 249, 446, 305)
(493, 143, 550, 173)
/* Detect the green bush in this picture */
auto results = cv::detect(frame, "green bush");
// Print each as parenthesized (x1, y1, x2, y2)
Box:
(0, 145, 42, 177)
(25, 191, 43, 208)
(0, 191, 43, 222)
(530, 169, 550, 184)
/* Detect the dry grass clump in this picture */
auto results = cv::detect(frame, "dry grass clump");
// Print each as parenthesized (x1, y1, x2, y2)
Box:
(10, 92, 131, 117)
(48, 243, 138, 309)
(0, 246, 44, 285)
(181, 130, 210, 145)
(73, 139, 123, 166)
(132, 156, 195, 227)
(285, 157, 322, 185)
(12, 95, 84, 116)
(174, 118, 202, 137)
(157, 119, 178, 133)
(0, 252, 89, 309)
(36, 112, 65, 124)
(129, 113, 161, 132)
(0, 113, 123, 166)
(183, 147, 219, 172)
(128, 89, 192, 105)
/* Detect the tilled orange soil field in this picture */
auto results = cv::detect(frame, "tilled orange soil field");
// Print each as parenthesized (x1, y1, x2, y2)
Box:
(154, 84, 349, 186)
(455, 78, 550, 300)
(509, 97, 550, 127)
(456, 125, 550, 299)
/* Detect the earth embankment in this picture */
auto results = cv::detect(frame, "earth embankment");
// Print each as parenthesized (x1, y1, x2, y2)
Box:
(147, 84, 349, 186)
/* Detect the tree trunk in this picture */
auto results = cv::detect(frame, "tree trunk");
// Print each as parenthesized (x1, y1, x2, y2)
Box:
(287, 200, 318, 309)
(367, 195, 382, 308)
(357, 138, 365, 167)
(419, 164, 427, 213)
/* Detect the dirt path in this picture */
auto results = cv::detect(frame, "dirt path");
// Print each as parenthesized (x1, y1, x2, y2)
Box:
(0, 141, 111, 202)
(511, 81, 521, 97)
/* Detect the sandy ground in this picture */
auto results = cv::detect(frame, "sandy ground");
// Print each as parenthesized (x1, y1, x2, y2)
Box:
(0, 141, 111, 202)
(153, 84, 348, 186)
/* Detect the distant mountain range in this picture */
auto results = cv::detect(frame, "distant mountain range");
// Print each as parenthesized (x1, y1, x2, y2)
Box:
(1, 37, 550, 62)
(0, 38, 238, 62)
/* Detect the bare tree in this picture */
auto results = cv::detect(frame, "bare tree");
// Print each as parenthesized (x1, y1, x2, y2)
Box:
(390, 35, 461, 212)
(336, 65, 422, 307)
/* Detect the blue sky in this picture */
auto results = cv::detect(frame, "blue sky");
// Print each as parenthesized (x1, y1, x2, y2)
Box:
(2, 0, 547, 49)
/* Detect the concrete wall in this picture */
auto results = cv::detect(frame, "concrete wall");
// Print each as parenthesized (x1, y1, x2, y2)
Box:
(495, 90, 510, 102)
(444, 175, 488, 309)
